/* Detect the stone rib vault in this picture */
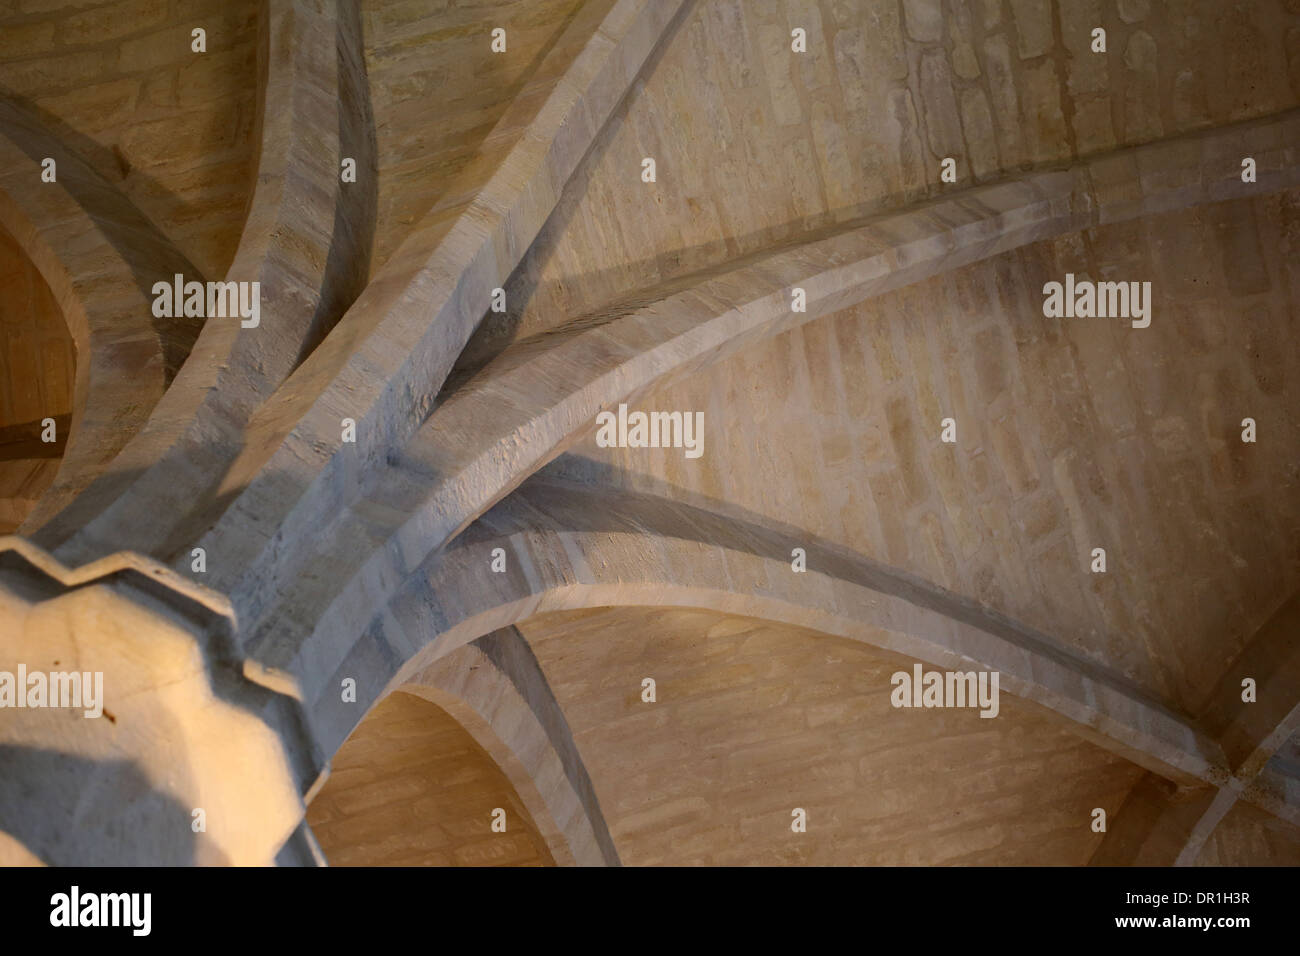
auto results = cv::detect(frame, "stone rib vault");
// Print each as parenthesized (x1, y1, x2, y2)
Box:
(0, 0, 1298, 867)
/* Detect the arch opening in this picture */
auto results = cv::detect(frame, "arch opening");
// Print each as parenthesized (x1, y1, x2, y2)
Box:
(306, 690, 556, 867)
(0, 221, 74, 534)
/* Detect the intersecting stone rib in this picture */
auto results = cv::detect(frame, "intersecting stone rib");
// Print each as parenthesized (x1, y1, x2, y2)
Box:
(1099, 591, 1300, 864)
(1195, 591, 1300, 781)
(235, 109, 1300, 704)
(194, 0, 689, 603)
(33, 0, 360, 566)
(1088, 773, 1234, 866)
(237, 171, 1083, 669)
(292, 478, 1227, 800)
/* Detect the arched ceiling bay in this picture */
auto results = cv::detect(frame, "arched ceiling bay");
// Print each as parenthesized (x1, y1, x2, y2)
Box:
(462, 0, 1300, 364)
(552, 187, 1300, 714)
(0, 0, 261, 279)
(519, 605, 1147, 865)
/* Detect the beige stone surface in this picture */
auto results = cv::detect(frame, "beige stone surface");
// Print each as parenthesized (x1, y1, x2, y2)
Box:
(520, 606, 1144, 865)
(362, 0, 592, 274)
(0, 0, 259, 279)
(1, 0, 1298, 867)
(0, 221, 72, 531)
(1194, 800, 1300, 866)
(488, 0, 1300, 350)
(565, 189, 1300, 714)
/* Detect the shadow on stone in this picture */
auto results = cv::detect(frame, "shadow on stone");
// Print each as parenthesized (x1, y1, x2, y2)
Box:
(0, 744, 205, 866)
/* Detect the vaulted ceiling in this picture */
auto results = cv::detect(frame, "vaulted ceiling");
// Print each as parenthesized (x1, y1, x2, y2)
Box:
(1, 0, 1298, 867)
